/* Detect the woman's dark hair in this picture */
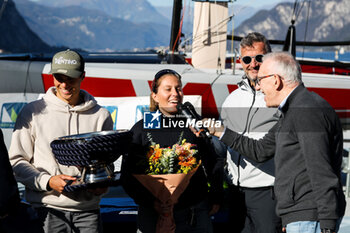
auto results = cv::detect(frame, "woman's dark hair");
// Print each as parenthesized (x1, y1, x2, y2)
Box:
(150, 69, 182, 111)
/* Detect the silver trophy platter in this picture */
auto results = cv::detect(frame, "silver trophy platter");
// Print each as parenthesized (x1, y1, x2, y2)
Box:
(51, 130, 132, 192)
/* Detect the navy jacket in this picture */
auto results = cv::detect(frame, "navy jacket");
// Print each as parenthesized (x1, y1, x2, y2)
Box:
(0, 129, 20, 217)
(221, 84, 346, 230)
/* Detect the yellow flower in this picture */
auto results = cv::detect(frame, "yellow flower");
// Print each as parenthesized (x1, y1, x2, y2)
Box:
(146, 140, 199, 175)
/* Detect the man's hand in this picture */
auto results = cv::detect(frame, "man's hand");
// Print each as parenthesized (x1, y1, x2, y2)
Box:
(48, 175, 76, 193)
(190, 118, 224, 138)
(205, 119, 224, 138)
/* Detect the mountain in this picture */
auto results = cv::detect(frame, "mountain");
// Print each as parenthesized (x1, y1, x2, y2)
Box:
(33, 0, 170, 25)
(230, 4, 263, 28)
(235, 0, 350, 42)
(0, 0, 53, 53)
(156, 6, 173, 21)
(9, 0, 350, 52)
(13, 0, 170, 51)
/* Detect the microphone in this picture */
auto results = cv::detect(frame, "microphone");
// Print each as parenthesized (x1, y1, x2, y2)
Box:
(177, 102, 212, 139)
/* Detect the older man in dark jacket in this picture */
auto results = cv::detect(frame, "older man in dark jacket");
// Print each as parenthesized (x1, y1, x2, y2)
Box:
(0, 128, 20, 219)
(208, 52, 346, 233)
(0, 128, 43, 232)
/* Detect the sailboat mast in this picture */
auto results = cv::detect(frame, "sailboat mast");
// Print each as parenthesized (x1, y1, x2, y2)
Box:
(169, 0, 182, 53)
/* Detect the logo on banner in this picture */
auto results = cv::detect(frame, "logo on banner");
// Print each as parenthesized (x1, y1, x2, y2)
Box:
(0, 102, 27, 128)
(144, 110, 161, 129)
(103, 106, 118, 130)
(135, 105, 150, 123)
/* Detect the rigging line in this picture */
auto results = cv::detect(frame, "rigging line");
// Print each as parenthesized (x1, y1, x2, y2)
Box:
(232, 0, 256, 20)
(183, 0, 192, 50)
(191, 30, 228, 50)
(214, 0, 222, 73)
(172, 0, 186, 53)
(180, 15, 233, 50)
(291, 0, 298, 22)
(178, 70, 223, 107)
(184, 14, 233, 45)
(210, 73, 223, 87)
(182, 1, 234, 51)
(228, 35, 350, 47)
(302, 0, 311, 58)
(189, 22, 230, 43)
(192, 1, 204, 47)
(294, 0, 307, 23)
(291, 0, 306, 24)
(231, 12, 234, 69)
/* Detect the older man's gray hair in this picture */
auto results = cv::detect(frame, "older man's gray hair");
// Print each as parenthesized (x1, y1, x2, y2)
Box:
(263, 52, 302, 85)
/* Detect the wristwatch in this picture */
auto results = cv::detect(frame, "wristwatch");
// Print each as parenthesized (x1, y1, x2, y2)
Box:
(321, 229, 335, 233)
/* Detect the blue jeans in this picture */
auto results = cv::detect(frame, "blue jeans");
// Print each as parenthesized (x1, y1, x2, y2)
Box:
(286, 219, 342, 233)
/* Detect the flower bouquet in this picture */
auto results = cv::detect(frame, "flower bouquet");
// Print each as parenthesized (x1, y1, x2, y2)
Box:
(133, 133, 200, 233)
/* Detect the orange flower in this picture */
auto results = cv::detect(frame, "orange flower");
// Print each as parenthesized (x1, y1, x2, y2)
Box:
(145, 140, 199, 175)
(179, 156, 196, 167)
(153, 148, 163, 160)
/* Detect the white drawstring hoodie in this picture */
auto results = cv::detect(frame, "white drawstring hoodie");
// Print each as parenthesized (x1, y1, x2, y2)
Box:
(9, 87, 113, 211)
(221, 78, 278, 188)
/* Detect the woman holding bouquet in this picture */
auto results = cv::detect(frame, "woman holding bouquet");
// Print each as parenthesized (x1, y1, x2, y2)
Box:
(122, 69, 224, 233)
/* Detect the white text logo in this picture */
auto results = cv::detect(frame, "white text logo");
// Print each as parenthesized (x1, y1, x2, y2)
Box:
(54, 56, 78, 65)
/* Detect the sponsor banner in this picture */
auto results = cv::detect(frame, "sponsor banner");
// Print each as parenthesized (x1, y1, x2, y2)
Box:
(0, 94, 41, 148)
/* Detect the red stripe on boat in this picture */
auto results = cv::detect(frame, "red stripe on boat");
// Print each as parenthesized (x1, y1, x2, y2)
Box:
(42, 74, 137, 97)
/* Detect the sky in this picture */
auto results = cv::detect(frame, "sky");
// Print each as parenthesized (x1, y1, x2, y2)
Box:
(148, 0, 290, 8)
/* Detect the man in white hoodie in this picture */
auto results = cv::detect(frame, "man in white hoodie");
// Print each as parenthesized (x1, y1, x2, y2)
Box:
(9, 50, 113, 233)
(220, 33, 282, 233)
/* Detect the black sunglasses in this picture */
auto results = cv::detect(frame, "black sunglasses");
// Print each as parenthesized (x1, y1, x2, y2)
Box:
(241, 54, 264, 65)
(152, 69, 181, 92)
(154, 69, 181, 80)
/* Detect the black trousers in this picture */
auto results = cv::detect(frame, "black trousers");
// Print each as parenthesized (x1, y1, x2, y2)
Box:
(0, 202, 43, 233)
(228, 185, 283, 233)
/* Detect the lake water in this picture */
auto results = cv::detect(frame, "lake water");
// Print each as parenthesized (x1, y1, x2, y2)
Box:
(297, 51, 350, 61)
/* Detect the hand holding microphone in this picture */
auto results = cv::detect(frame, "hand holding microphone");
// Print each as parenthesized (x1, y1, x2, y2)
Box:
(177, 102, 212, 138)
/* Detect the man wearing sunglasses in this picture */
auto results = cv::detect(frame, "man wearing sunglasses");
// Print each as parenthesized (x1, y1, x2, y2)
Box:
(220, 32, 282, 233)
(9, 50, 113, 233)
